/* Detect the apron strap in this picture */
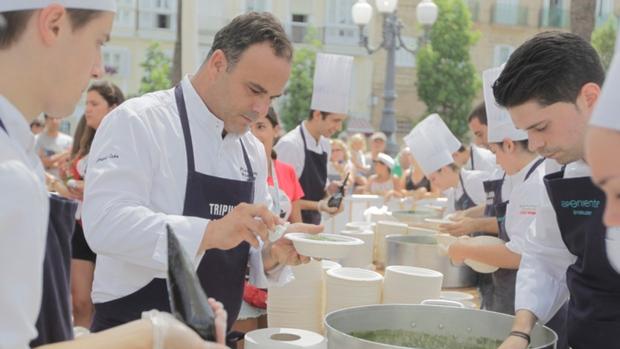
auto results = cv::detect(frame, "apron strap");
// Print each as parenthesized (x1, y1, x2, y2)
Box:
(524, 157, 546, 182)
(174, 85, 196, 171)
(299, 124, 309, 149)
(458, 171, 470, 199)
(469, 146, 474, 170)
(239, 139, 254, 182)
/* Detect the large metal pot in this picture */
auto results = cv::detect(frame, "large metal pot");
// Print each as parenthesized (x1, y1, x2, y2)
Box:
(325, 304, 557, 349)
(386, 235, 476, 288)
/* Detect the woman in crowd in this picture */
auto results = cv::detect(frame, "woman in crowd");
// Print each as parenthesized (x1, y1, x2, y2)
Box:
(365, 153, 401, 196)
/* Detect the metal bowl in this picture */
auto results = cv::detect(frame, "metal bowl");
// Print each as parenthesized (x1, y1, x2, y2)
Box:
(325, 304, 557, 349)
(386, 235, 476, 288)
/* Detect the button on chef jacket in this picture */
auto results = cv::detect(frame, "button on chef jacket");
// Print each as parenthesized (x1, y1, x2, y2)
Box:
(82, 76, 291, 304)
(275, 121, 331, 186)
(514, 160, 591, 323)
(0, 96, 49, 349)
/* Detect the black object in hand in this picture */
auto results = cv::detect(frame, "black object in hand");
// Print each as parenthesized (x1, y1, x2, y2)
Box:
(327, 172, 350, 208)
(166, 224, 216, 341)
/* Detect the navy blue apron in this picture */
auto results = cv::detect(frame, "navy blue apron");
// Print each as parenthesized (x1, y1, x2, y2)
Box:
(544, 169, 620, 349)
(0, 116, 77, 345)
(91, 86, 254, 343)
(469, 146, 475, 170)
(489, 158, 544, 316)
(298, 126, 327, 224)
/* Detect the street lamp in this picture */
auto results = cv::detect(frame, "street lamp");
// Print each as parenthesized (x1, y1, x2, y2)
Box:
(352, 0, 438, 156)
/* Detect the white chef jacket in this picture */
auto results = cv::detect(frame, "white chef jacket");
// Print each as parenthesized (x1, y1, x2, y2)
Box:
(514, 160, 591, 323)
(503, 157, 547, 254)
(444, 169, 490, 214)
(464, 144, 499, 174)
(274, 121, 331, 181)
(0, 96, 49, 349)
(83, 76, 291, 303)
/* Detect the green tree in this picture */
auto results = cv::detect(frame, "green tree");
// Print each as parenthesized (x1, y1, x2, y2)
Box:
(592, 17, 617, 71)
(280, 28, 322, 131)
(139, 42, 172, 94)
(416, 0, 480, 140)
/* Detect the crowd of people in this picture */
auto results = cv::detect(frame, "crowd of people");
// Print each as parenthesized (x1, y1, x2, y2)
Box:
(1, 2, 619, 349)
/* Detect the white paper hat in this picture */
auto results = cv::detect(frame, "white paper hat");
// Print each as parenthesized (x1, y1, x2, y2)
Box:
(404, 124, 454, 176)
(310, 53, 354, 115)
(376, 152, 395, 170)
(591, 28, 620, 131)
(415, 113, 462, 153)
(0, 1, 116, 12)
(483, 66, 528, 143)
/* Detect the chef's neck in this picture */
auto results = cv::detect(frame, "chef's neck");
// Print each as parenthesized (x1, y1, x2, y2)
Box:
(303, 120, 323, 143)
(0, 58, 44, 123)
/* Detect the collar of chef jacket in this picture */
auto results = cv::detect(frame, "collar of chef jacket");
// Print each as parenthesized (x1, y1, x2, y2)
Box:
(180, 76, 244, 142)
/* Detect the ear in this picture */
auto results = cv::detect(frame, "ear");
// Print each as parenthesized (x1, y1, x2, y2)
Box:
(579, 82, 601, 112)
(38, 4, 68, 46)
(312, 110, 321, 121)
(206, 49, 229, 78)
(504, 139, 515, 153)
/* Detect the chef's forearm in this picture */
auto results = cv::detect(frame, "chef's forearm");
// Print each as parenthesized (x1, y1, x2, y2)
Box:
(298, 199, 320, 211)
(463, 204, 485, 218)
(474, 217, 499, 235)
(511, 309, 538, 334)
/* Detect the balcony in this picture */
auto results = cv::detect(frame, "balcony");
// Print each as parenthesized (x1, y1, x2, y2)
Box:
(491, 3, 529, 27)
(539, 7, 570, 28)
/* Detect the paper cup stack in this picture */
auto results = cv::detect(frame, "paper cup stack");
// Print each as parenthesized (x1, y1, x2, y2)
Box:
(374, 221, 408, 267)
(383, 266, 443, 304)
(339, 229, 374, 269)
(325, 267, 383, 314)
(267, 260, 324, 333)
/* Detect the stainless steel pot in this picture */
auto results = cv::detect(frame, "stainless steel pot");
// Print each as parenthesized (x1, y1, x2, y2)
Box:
(325, 304, 557, 349)
(386, 235, 476, 288)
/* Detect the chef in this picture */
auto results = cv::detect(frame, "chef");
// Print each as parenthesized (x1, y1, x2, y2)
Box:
(275, 53, 353, 224)
(1, 1, 229, 349)
(82, 12, 321, 341)
(493, 31, 619, 349)
(586, 36, 620, 273)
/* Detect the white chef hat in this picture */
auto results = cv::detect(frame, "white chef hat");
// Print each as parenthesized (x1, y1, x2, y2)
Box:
(591, 28, 620, 131)
(415, 113, 462, 153)
(404, 123, 455, 176)
(483, 66, 528, 143)
(310, 53, 354, 115)
(375, 152, 395, 170)
(0, 1, 117, 12)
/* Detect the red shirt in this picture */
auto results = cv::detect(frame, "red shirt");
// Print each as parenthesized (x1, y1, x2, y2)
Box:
(267, 159, 304, 202)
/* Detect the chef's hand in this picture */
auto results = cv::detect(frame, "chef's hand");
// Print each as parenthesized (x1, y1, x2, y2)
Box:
(202, 203, 277, 251)
(142, 297, 228, 349)
(318, 199, 344, 216)
(447, 242, 467, 265)
(440, 217, 478, 236)
(265, 223, 324, 267)
(497, 335, 529, 349)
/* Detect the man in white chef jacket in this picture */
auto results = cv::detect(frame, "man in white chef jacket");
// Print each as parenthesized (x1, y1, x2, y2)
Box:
(82, 12, 321, 339)
(494, 32, 619, 349)
(275, 53, 352, 224)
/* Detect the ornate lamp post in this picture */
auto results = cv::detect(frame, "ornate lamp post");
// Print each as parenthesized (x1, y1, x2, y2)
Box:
(352, 0, 438, 155)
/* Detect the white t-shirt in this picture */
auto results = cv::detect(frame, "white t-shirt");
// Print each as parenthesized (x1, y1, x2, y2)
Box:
(35, 131, 72, 177)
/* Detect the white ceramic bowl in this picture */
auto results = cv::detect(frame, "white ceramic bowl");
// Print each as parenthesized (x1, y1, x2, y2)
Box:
(286, 233, 363, 260)
(440, 290, 476, 308)
(461, 235, 505, 273)
(383, 265, 443, 304)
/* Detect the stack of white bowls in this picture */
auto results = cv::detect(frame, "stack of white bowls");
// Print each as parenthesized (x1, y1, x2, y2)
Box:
(348, 194, 383, 222)
(325, 267, 383, 314)
(374, 221, 408, 267)
(339, 229, 374, 269)
(383, 266, 443, 304)
(440, 290, 476, 308)
(267, 260, 324, 333)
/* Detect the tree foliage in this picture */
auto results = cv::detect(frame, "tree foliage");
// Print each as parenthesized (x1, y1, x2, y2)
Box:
(139, 42, 172, 95)
(592, 17, 617, 71)
(416, 0, 480, 140)
(280, 28, 322, 131)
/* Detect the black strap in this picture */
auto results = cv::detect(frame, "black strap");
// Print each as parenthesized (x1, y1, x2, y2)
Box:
(0, 116, 7, 134)
(524, 157, 546, 182)
(509, 330, 531, 344)
(469, 146, 475, 169)
(174, 85, 253, 180)
(458, 171, 470, 198)
(299, 124, 309, 149)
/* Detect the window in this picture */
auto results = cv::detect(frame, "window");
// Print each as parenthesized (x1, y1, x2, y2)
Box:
(290, 14, 309, 43)
(494, 45, 514, 66)
(114, 0, 136, 29)
(325, 0, 357, 46)
(102, 46, 131, 78)
(595, 0, 614, 27)
(245, 0, 271, 12)
(395, 37, 418, 68)
(138, 0, 177, 31)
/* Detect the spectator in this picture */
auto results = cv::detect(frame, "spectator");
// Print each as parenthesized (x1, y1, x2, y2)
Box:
(35, 114, 73, 178)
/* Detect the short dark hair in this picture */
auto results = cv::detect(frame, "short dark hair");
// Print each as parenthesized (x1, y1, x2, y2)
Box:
(207, 12, 292, 71)
(265, 106, 280, 128)
(493, 31, 605, 108)
(468, 102, 487, 125)
(307, 110, 330, 121)
(0, 9, 103, 49)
